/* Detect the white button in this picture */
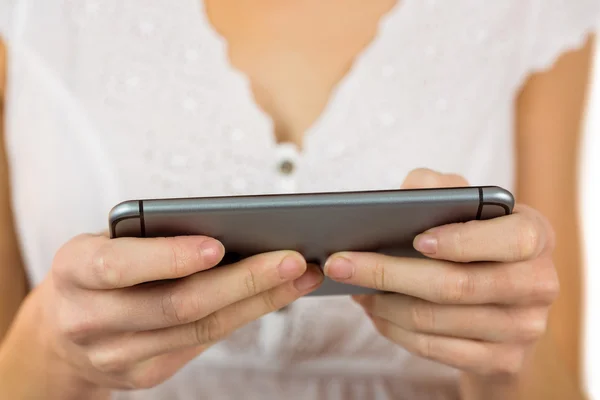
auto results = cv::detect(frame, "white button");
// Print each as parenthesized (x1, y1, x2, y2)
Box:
(275, 143, 300, 183)
(278, 160, 295, 175)
(381, 65, 395, 78)
(378, 112, 396, 127)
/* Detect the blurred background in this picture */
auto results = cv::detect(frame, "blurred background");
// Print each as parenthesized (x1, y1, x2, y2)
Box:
(582, 34, 600, 399)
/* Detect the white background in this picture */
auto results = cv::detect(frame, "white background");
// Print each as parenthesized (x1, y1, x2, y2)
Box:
(582, 35, 600, 398)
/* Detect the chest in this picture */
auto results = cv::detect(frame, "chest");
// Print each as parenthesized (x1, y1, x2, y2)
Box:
(204, 0, 398, 146)
(10, 0, 527, 203)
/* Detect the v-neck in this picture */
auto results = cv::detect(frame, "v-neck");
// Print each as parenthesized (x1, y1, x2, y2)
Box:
(193, 0, 406, 156)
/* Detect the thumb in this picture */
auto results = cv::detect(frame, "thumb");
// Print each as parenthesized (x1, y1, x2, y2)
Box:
(401, 168, 469, 190)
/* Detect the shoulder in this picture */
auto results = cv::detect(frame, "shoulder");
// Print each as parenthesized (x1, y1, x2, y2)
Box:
(0, 0, 20, 41)
(526, 0, 600, 73)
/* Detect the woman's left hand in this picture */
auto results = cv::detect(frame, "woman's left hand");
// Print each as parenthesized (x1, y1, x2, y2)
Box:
(323, 169, 559, 377)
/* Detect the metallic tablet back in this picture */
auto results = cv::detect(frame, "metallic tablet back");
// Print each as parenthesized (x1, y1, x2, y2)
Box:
(109, 186, 514, 296)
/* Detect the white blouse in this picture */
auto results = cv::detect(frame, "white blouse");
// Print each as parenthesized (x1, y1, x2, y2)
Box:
(1, 0, 599, 399)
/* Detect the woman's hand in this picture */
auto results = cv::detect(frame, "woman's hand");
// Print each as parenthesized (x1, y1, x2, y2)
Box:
(27, 234, 323, 392)
(323, 169, 559, 378)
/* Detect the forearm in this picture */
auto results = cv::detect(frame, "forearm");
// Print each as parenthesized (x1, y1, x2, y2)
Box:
(460, 223, 586, 400)
(515, 33, 593, 390)
(0, 36, 30, 341)
(518, 334, 586, 400)
(0, 288, 110, 400)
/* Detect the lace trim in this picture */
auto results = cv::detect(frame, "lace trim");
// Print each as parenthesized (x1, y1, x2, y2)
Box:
(531, 22, 598, 74)
(515, 2, 599, 90)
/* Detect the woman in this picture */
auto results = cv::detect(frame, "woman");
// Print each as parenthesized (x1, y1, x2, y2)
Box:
(0, 1, 597, 399)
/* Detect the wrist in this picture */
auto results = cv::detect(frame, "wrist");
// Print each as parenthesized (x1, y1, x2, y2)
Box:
(0, 285, 109, 400)
(517, 335, 585, 400)
(460, 335, 585, 400)
(459, 372, 520, 400)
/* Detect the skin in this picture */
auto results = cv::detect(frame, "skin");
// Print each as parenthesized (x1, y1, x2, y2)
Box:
(204, 0, 398, 146)
(0, 1, 593, 398)
(0, 39, 28, 341)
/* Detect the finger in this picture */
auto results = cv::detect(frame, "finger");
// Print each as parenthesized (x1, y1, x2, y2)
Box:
(324, 252, 559, 305)
(56, 234, 225, 290)
(87, 266, 323, 373)
(413, 204, 555, 263)
(89, 251, 313, 332)
(356, 294, 549, 343)
(401, 168, 469, 189)
(368, 316, 527, 376)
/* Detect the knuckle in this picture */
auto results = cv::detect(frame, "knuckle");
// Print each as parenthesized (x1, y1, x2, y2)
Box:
(544, 269, 560, 302)
(161, 286, 197, 325)
(409, 300, 437, 332)
(489, 348, 526, 376)
(244, 265, 259, 297)
(166, 238, 191, 277)
(261, 289, 281, 313)
(58, 310, 97, 343)
(372, 316, 391, 338)
(517, 312, 548, 342)
(53, 234, 105, 288)
(438, 268, 476, 303)
(413, 334, 434, 360)
(89, 243, 122, 289)
(52, 235, 92, 284)
(194, 312, 226, 345)
(515, 219, 541, 260)
(531, 259, 560, 303)
(544, 279, 561, 303)
(161, 290, 184, 325)
(449, 226, 470, 262)
(489, 264, 513, 299)
(51, 266, 71, 295)
(126, 370, 160, 390)
(543, 218, 557, 253)
(52, 246, 72, 283)
(371, 260, 387, 291)
(89, 348, 130, 375)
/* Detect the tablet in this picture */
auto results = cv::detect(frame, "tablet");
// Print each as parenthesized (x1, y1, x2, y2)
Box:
(109, 186, 514, 296)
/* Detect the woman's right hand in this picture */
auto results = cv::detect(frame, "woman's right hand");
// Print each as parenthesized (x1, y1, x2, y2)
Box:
(33, 233, 323, 391)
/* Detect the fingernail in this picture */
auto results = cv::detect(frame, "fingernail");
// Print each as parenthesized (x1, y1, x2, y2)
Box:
(324, 256, 355, 280)
(200, 240, 224, 264)
(293, 266, 323, 291)
(278, 255, 305, 280)
(414, 233, 438, 254)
